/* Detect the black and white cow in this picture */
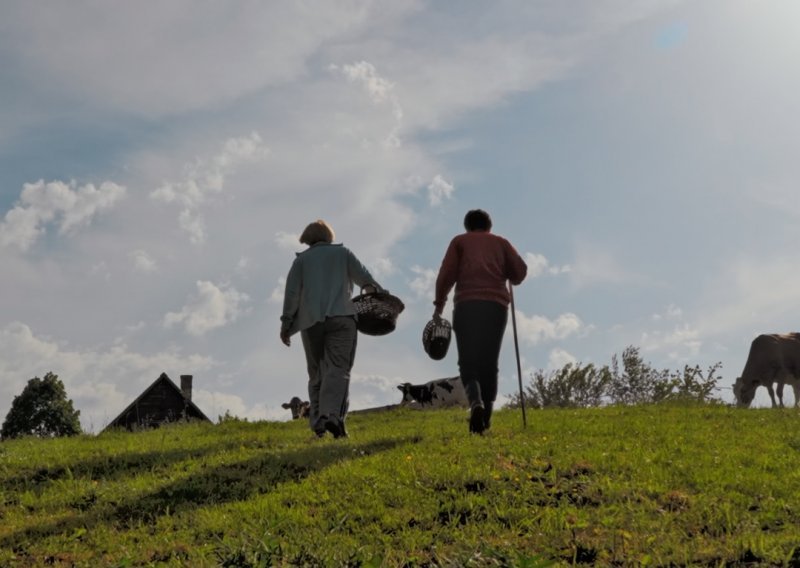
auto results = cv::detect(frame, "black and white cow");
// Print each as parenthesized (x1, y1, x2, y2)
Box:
(281, 396, 311, 419)
(397, 377, 468, 408)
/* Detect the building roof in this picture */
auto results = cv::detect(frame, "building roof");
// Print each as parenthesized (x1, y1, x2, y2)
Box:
(103, 372, 211, 432)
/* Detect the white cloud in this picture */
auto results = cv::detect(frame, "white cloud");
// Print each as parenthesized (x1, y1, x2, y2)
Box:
(641, 323, 702, 359)
(275, 231, 301, 252)
(568, 243, 642, 289)
(340, 60, 395, 103)
(514, 311, 586, 345)
(151, 132, 269, 244)
(652, 303, 682, 321)
(409, 265, 437, 299)
(547, 348, 578, 369)
(178, 209, 206, 245)
(525, 252, 571, 278)
(235, 256, 251, 275)
(335, 60, 404, 148)
(130, 249, 158, 273)
(0, 180, 125, 250)
(427, 174, 455, 206)
(369, 257, 395, 279)
(269, 277, 286, 304)
(1, 3, 408, 117)
(125, 321, 147, 333)
(164, 281, 251, 336)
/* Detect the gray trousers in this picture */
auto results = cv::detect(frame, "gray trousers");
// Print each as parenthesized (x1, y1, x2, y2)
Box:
(301, 316, 357, 433)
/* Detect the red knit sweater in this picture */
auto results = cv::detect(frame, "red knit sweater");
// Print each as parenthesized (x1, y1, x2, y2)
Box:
(434, 230, 528, 309)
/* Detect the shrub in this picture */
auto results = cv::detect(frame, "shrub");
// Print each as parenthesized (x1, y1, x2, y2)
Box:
(505, 346, 722, 410)
(507, 363, 612, 409)
(607, 346, 673, 405)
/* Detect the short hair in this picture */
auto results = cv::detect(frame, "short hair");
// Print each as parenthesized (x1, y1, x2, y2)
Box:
(463, 209, 492, 232)
(299, 220, 335, 245)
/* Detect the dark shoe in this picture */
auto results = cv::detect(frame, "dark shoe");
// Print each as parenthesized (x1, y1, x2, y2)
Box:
(324, 416, 347, 439)
(484, 402, 493, 431)
(469, 405, 486, 435)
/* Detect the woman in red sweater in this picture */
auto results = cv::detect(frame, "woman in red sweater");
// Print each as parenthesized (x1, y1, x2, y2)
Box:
(433, 209, 528, 434)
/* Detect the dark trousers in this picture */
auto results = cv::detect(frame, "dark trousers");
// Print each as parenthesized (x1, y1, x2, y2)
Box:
(453, 300, 508, 411)
(301, 316, 357, 433)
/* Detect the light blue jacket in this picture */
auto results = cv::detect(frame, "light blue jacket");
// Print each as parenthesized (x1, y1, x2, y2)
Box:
(280, 243, 381, 336)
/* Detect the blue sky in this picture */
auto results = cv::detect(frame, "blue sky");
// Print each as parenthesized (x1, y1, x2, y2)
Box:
(2, 0, 799, 430)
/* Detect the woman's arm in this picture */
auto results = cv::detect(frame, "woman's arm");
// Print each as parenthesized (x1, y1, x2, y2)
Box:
(434, 238, 460, 313)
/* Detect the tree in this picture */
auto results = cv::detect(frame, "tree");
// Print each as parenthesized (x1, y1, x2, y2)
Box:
(1, 372, 82, 440)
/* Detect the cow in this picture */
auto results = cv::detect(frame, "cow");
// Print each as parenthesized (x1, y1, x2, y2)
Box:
(282, 396, 311, 419)
(397, 377, 468, 408)
(733, 333, 800, 408)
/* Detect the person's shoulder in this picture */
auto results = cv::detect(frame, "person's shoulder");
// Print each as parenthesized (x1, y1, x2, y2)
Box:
(486, 232, 513, 246)
(462, 231, 505, 243)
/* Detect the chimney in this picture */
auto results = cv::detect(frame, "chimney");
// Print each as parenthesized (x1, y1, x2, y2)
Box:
(180, 375, 193, 401)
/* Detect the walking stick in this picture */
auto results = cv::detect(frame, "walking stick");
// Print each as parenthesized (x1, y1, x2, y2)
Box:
(509, 283, 527, 427)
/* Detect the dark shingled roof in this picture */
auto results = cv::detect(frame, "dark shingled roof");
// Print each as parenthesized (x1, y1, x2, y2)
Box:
(103, 372, 211, 432)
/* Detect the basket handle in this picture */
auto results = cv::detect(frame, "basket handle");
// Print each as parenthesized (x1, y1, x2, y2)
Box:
(360, 284, 386, 295)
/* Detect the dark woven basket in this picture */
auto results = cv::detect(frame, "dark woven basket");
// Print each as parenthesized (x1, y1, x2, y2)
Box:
(352, 290, 405, 336)
(422, 317, 452, 360)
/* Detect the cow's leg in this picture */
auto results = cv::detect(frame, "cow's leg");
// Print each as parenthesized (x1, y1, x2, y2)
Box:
(776, 380, 786, 408)
(765, 382, 778, 408)
(791, 380, 800, 408)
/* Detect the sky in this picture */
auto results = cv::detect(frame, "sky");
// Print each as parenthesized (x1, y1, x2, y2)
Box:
(2, 0, 799, 431)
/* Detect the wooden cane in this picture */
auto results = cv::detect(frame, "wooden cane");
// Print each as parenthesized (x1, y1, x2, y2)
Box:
(509, 283, 527, 427)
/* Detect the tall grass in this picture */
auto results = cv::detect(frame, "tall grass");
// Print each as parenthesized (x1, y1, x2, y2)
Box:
(2, 404, 800, 567)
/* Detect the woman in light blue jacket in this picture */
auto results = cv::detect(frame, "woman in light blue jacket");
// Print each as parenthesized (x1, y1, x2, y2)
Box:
(280, 220, 383, 438)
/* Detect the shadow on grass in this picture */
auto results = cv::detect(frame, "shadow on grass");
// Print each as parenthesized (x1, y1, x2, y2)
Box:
(1, 439, 247, 493)
(2, 436, 415, 549)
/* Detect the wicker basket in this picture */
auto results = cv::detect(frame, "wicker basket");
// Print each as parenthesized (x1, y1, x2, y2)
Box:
(422, 317, 452, 360)
(352, 289, 405, 336)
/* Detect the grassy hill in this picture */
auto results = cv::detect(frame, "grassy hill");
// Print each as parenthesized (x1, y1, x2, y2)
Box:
(2, 404, 800, 567)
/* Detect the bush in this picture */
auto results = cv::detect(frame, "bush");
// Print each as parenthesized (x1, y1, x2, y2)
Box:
(507, 363, 611, 409)
(1, 372, 82, 440)
(665, 362, 723, 403)
(218, 410, 248, 423)
(506, 346, 722, 410)
(607, 346, 673, 405)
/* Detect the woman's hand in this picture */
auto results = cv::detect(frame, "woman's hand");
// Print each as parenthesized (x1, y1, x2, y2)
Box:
(280, 329, 291, 347)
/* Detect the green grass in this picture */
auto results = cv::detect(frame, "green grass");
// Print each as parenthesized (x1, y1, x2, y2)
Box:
(2, 404, 800, 567)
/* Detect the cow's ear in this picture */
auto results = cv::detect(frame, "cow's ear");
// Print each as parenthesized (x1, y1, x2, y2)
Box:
(282, 403, 290, 409)
(397, 385, 403, 391)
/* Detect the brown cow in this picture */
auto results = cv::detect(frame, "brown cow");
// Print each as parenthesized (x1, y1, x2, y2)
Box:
(733, 333, 800, 408)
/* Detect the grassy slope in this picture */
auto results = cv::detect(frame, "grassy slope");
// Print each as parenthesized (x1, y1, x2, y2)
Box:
(2, 404, 800, 567)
